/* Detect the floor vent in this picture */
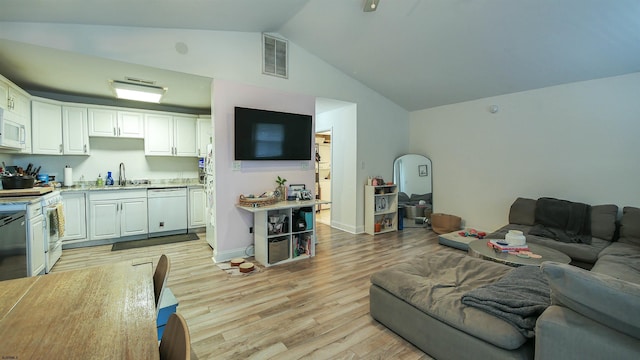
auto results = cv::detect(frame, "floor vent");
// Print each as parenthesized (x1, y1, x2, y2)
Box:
(262, 34, 288, 79)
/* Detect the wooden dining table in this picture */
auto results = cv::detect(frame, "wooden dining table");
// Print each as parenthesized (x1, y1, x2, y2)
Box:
(0, 261, 159, 359)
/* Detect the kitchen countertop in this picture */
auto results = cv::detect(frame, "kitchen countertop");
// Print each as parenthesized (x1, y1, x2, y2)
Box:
(59, 179, 203, 192)
(0, 195, 43, 205)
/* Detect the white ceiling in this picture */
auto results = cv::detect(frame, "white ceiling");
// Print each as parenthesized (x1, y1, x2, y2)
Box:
(1, 0, 639, 112)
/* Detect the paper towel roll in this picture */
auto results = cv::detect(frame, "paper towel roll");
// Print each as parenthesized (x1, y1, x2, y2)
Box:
(64, 167, 73, 187)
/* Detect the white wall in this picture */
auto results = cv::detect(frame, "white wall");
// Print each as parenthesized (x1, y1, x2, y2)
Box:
(0, 22, 410, 233)
(316, 104, 358, 232)
(211, 79, 315, 260)
(11, 138, 198, 184)
(410, 72, 640, 231)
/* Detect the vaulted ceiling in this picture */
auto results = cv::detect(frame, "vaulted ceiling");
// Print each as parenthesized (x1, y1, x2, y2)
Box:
(1, 0, 639, 112)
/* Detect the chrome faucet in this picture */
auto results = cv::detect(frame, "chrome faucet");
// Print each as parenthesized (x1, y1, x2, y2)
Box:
(119, 162, 126, 186)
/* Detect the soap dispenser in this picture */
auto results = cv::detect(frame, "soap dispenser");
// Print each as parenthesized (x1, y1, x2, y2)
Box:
(106, 171, 114, 186)
(96, 174, 104, 187)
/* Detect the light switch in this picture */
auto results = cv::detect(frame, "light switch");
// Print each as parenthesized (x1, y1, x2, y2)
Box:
(301, 161, 309, 170)
(232, 161, 241, 171)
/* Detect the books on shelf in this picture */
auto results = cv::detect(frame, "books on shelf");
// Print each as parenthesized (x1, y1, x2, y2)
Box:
(487, 240, 529, 252)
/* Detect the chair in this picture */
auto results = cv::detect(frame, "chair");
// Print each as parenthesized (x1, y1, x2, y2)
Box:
(159, 313, 191, 360)
(153, 254, 171, 310)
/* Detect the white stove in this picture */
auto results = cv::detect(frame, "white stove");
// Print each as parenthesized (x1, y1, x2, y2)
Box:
(41, 190, 62, 273)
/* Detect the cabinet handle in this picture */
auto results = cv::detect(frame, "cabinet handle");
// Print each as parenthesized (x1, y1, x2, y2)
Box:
(59, 144, 63, 153)
(113, 127, 117, 136)
(83, 144, 87, 153)
(118, 128, 121, 136)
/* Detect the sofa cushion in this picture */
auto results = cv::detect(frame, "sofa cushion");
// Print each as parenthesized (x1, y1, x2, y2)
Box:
(508, 198, 536, 226)
(541, 262, 640, 340)
(410, 193, 432, 204)
(590, 204, 618, 241)
(598, 242, 640, 258)
(592, 254, 640, 284)
(620, 206, 640, 246)
(370, 251, 528, 350)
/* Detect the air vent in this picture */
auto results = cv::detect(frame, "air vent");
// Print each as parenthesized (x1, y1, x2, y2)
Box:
(262, 34, 288, 79)
(124, 77, 157, 86)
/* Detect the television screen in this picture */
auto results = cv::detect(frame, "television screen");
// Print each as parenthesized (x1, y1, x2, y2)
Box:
(234, 107, 313, 160)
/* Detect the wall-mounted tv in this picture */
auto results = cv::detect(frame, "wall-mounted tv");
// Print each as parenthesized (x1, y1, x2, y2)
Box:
(234, 107, 313, 160)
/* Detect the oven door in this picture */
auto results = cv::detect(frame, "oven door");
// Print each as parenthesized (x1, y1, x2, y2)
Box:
(45, 205, 60, 251)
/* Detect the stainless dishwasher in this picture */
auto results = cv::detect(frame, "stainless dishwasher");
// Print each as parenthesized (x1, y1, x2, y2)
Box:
(147, 188, 188, 237)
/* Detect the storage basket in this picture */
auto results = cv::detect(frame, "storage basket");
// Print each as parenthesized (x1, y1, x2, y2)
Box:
(238, 194, 278, 207)
(268, 237, 289, 264)
(431, 213, 462, 234)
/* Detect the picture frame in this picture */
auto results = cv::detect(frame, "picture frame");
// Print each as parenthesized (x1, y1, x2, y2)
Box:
(289, 184, 306, 199)
(418, 164, 428, 177)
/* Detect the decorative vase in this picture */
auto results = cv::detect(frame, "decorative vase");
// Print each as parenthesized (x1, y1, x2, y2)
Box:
(276, 185, 286, 201)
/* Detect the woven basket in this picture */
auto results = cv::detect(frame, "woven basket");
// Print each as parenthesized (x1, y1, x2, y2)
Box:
(238, 194, 278, 207)
(431, 213, 462, 234)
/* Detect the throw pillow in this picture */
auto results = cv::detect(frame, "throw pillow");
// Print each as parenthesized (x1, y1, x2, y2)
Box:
(620, 206, 640, 246)
(590, 204, 618, 241)
(541, 261, 640, 340)
(410, 193, 432, 204)
(508, 197, 536, 226)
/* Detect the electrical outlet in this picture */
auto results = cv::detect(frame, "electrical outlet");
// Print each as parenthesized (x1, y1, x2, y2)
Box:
(301, 161, 309, 170)
(232, 161, 241, 171)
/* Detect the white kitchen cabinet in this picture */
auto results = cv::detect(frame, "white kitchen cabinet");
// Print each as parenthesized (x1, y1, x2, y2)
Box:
(196, 116, 212, 157)
(89, 190, 148, 241)
(31, 100, 63, 155)
(0, 79, 8, 110)
(145, 114, 197, 157)
(88, 107, 144, 138)
(188, 187, 206, 228)
(63, 105, 90, 155)
(60, 191, 87, 242)
(1, 77, 31, 153)
(8, 87, 30, 119)
(32, 100, 90, 155)
(28, 213, 46, 276)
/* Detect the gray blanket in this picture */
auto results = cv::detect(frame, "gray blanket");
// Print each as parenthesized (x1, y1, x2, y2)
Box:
(461, 266, 550, 338)
(529, 197, 592, 244)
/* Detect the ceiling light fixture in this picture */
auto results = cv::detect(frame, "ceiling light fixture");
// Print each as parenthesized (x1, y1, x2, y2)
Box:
(363, 0, 379, 12)
(110, 80, 166, 103)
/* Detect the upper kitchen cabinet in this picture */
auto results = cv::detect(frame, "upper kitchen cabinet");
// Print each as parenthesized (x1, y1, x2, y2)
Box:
(62, 105, 90, 155)
(196, 115, 212, 158)
(145, 113, 197, 157)
(32, 100, 63, 155)
(0, 80, 8, 111)
(0, 75, 32, 153)
(31, 99, 90, 155)
(88, 107, 144, 138)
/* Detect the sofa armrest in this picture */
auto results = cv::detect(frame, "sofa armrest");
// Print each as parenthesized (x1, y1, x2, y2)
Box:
(540, 261, 640, 339)
(535, 305, 640, 360)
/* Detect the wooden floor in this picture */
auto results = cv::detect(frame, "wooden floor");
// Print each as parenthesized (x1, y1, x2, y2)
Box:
(52, 224, 461, 359)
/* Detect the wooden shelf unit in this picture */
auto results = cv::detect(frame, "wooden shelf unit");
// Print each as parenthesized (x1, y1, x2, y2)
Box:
(365, 184, 398, 235)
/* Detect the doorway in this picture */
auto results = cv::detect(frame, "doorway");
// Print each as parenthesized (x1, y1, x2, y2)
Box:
(315, 130, 332, 226)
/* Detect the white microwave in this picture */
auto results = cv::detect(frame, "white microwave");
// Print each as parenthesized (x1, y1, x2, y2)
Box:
(0, 107, 26, 150)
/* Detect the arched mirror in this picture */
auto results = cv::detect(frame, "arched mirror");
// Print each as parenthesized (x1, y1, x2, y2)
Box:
(393, 154, 433, 227)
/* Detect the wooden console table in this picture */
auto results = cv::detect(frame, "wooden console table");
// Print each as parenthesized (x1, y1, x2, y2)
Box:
(0, 261, 158, 359)
(238, 199, 329, 267)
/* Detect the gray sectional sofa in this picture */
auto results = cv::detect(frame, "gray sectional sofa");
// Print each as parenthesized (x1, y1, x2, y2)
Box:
(370, 198, 640, 360)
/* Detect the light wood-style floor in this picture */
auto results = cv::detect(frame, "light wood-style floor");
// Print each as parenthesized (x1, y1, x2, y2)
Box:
(52, 224, 461, 359)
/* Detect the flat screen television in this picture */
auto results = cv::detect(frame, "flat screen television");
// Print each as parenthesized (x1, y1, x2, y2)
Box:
(234, 107, 313, 160)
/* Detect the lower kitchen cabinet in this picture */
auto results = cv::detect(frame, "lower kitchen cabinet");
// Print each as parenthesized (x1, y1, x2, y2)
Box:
(188, 187, 205, 229)
(28, 208, 46, 276)
(89, 190, 148, 241)
(60, 191, 87, 242)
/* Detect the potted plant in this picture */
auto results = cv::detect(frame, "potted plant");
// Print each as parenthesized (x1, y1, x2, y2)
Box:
(275, 176, 287, 201)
